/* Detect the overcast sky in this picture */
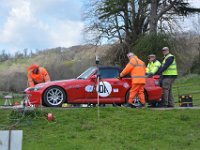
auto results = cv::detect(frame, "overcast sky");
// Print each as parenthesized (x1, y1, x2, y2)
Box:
(0, 0, 84, 53)
(0, 0, 199, 54)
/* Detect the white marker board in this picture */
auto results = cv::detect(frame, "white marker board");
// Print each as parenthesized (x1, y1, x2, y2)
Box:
(0, 130, 23, 150)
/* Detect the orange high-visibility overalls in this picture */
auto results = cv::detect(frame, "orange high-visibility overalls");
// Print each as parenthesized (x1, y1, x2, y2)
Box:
(28, 67, 50, 87)
(120, 56, 146, 104)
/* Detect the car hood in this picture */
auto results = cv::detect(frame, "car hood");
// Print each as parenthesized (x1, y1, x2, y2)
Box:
(44, 79, 76, 85)
(25, 79, 78, 92)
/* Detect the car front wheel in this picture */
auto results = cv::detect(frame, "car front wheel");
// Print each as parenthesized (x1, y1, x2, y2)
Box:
(43, 86, 66, 107)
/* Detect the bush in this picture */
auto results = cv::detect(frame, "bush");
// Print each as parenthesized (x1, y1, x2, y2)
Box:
(133, 33, 173, 64)
(190, 56, 200, 74)
(10, 109, 47, 119)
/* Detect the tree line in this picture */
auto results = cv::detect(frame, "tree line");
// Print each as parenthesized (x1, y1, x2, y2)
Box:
(0, 48, 52, 62)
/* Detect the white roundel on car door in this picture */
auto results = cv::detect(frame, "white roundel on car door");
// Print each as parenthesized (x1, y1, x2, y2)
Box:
(96, 81, 112, 97)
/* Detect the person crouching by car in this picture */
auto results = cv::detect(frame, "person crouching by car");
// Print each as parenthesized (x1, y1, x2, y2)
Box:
(146, 54, 161, 77)
(27, 64, 51, 87)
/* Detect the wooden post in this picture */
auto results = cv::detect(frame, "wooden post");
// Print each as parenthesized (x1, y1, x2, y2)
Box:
(198, 43, 200, 64)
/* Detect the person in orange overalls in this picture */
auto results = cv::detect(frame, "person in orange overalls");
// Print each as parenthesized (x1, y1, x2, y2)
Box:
(119, 52, 146, 107)
(27, 64, 51, 87)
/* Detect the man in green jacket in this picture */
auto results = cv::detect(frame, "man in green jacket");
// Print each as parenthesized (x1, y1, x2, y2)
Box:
(146, 54, 161, 77)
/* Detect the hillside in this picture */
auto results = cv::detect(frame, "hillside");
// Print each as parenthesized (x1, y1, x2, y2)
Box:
(0, 45, 112, 92)
(0, 39, 199, 92)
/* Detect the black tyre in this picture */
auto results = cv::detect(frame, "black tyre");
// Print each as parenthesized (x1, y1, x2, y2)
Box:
(43, 86, 66, 107)
(125, 89, 148, 104)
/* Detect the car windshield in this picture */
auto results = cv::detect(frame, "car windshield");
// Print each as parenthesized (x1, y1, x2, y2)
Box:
(99, 68, 119, 78)
(77, 67, 96, 79)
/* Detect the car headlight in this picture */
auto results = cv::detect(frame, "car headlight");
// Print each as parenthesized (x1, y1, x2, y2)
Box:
(25, 84, 45, 92)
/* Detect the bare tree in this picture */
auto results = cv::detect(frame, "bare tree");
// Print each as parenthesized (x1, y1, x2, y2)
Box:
(83, 0, 151, 64)
(84, 0, 200, 45)
(149, 0, 200, 33)
(23, 48, 28, 57)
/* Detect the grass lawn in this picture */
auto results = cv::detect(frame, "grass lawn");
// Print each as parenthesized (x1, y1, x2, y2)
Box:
(173, 74, 200, 105)
(0, 108, 200, 150)
(0, 74, 199, 150)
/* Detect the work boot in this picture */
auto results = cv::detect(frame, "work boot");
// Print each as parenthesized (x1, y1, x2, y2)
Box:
(157, 103, 168, 108)
(132, 103, 145, 108)
(167, 105, 174, 108)
(138, 103, 145, 108)
(123, 103, 133, 108)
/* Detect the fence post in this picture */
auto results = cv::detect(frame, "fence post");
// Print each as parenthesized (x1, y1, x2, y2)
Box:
(198, 43, 200, 65)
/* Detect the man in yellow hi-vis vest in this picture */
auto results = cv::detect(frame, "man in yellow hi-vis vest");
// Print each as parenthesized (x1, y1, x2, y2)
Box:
(157, 47, 178, 107)
(146, 54, 161, 77)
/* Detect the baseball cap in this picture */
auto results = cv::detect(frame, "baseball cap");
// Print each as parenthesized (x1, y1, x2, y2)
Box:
(162, 47, 169, 51)
(127, 52, 134, 57)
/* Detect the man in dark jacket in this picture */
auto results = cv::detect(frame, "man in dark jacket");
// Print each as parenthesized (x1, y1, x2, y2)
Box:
(157, 47, 178, 107)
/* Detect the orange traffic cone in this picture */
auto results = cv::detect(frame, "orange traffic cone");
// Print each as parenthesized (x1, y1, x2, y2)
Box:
(14, 101, 19, 106)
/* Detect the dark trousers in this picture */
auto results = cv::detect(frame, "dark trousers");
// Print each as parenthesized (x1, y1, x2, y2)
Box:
(161, 77, 176, 106)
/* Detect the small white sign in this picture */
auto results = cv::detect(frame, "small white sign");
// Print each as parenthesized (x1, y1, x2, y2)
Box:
(113, 88, 119, 93)
(96, 81, 112, 97)
(0, 130, 23, 150)
(85, 85, 94, 92)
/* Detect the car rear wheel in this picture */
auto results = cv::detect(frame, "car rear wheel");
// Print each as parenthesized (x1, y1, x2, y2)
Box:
(43, 86, 66, 107)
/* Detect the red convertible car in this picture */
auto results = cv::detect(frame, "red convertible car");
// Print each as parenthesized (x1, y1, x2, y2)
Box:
(25, 66, 162, 107)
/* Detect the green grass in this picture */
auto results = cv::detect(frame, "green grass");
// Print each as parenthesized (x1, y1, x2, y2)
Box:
(0, 108, 200, 150)
(0, 74, 199, 149)
(173, 74, 200, 105)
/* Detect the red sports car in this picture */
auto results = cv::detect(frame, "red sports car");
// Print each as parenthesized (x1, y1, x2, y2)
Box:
(25, 66, 162, 107)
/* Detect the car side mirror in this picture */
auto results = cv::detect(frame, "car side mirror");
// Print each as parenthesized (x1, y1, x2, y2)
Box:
(153, 75, 160, 79)
(90, 75, 97, 81)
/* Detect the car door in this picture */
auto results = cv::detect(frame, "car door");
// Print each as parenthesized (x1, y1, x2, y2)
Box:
(84, 67, 129, 104)
(66, 67, 97, 103)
